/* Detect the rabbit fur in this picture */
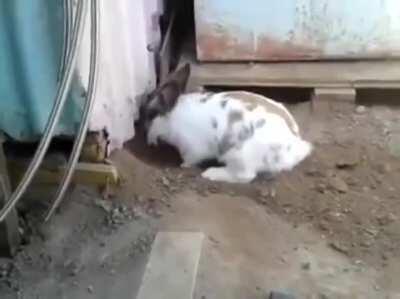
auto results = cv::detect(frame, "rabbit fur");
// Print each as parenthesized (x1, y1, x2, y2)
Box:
(143, 64, 312, 183)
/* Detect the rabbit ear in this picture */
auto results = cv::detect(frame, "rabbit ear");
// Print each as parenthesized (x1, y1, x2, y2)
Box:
(167, 63, 191, 92)
(152, 63, 191, 112)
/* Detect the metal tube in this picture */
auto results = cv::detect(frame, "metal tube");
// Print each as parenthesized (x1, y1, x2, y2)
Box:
(57, 0, 69, 81)
(0, 0, 88, 222)
(45, 0, 99, 221)
(66, 0, 73, 62)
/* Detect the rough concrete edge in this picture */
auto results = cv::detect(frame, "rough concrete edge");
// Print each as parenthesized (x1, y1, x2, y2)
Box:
(135, 231, 205, 299)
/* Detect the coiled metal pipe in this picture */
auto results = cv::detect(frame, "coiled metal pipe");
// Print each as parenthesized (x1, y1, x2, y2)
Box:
(0, 0, 87, 222)
(45, 0, 99, 221)
(58, 0, 73, 81)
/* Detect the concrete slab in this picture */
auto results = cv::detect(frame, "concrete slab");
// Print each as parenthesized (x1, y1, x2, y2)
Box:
(136, 232, 204, 299)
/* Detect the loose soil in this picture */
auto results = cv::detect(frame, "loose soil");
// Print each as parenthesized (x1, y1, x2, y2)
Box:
(1, 100, 400, 299)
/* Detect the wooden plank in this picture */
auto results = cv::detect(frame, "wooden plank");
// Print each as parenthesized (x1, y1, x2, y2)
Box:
(313, 88, 356, 102)
(136, 232, 204, 299)
(8, 160, 120, 188)
(0, 136, 20, 257)
(181, 54, 400, 90)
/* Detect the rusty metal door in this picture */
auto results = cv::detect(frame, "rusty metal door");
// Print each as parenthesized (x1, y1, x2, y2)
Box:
(194, 0, 400, 61)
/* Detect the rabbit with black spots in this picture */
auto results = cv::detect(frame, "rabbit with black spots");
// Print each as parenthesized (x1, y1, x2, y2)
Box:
(142, 64, 312, 183)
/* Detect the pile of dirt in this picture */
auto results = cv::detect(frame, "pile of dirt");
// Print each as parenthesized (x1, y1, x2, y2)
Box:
(1, 101, 399, 298)
(125, 101, 400, 270)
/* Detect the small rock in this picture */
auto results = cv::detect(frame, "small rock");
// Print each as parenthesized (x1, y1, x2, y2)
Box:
(259, 188, 277, 203)
(362, 186, 370, 193)
(360, 238, 373, 248)
(135, 195, 145, 203)
(329, 241, 349, 255)
(383, 127, 391, 136)
(364, 228, 378, 237)
(283, 207, 291, 214)
(208, 235, 220, 245)
(336, 157, 359, 169)
(94, 199, 113, 213)
(196, 188, 208, 197)
(208, 185, 218, 193)
(119, 205, 128, 214)
(377, 163, 392, 174)
(159, 196, 169, 204)
(65, 261, 83, 276)
(305, 167, 322, 177)
(325, 169, 335, 178)
(161, 176, 170, 187)
(355, 105, 366, 114)
(328, 177, 349, 193)
(353, 259, 364, 267)
(87, 285, 93, 293)
(153, 209, 163, 218)
(315, 183, 327, 194)
(377, 213, 397, 226)
(269, 291, 296, 299)
(301, 262, 311, 270)
(279, 256, 287, 264)
(342, 208, 351, 214)
(0, 262, 14, 279)
(260, 190, 270, 198)
(318, 220, 330, 232)
(381, 253, 389, 261)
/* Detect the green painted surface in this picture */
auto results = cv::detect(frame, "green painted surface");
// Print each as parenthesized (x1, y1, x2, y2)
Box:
(0, 0, 84, 141)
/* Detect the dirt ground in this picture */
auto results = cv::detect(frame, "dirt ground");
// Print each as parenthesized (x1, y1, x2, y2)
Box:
(1, 98, 400, 299)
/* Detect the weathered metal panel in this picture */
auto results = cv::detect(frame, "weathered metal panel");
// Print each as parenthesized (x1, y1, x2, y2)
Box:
(0, 0, 85, 141)
(194, 0, 400, 61)
(0, 0, 161, 149)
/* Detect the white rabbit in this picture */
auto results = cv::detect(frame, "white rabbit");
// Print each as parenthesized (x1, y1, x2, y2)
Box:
(142, 64, 312, 183)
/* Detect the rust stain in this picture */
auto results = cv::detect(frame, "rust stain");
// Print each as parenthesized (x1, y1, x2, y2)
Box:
(196, 24, 254, 61)
(196, 23, 324, 61)
(197, 34, 253, 61)
(255, 35, 323, 61)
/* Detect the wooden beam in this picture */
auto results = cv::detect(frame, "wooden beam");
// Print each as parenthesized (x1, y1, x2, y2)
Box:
(7, 160, 120, 188)
(0, 135, 20, 257)
(181, 52, 400, 90)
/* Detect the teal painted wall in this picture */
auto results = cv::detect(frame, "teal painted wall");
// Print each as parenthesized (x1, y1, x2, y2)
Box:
(195, 0, 400, 61)
(0, 0, 84, 141)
